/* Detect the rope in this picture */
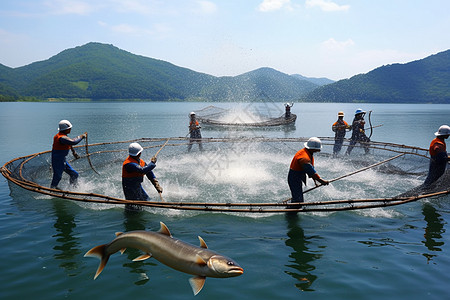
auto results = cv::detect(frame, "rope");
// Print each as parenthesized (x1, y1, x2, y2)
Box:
(153, 138, 170, 158)
(85, 132, 100, 175)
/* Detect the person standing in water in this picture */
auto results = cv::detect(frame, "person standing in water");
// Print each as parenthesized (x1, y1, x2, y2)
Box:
(332, 111, 351, 156)
(122, 142, 163, 210)
(188, 112, 203, 152)
(288, 137, 329, 208)
(51, 120, 86, 189)
(346, 108, 370, 155)
(424, 125, 450, 186)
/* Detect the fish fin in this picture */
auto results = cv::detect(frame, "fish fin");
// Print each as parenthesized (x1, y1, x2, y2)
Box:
(119, 248, 127, 254)
(189, 276, 206, 296)
(195, 255, 207, 266)
(84, 244, 110, 280)
(115, 232, 124, 237)
(198, 236, 208, 249)
(158, 221, 172, 237)
(132, 253, 152, 261)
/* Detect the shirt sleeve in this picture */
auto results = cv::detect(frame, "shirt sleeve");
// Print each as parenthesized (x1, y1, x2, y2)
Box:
(303, 163, 317, 177)
(145, 171, 156, 180)
(124, 161, 156, 175)
(59, 135, 83, 146)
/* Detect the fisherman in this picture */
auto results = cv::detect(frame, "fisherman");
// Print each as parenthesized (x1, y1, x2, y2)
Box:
(284, 102, 293, 119)
(288, 137, 329, 208)
(51, 120, 86, 189)
(332, 111, 351, 156)
(122, 142, 163, 210)
(188, 112, 203, 152)
(346, 108, 370, 155)
(424, 125, 450, 186)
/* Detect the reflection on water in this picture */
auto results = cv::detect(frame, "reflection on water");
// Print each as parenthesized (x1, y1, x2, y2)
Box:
(52, 200, 81, 276)
(422, 203, 445, 263)
(122, 209, 155, 285)
(284, 214, 323, 291)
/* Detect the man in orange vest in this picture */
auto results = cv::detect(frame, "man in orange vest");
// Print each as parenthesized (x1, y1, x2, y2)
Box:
(188, 112, 203, 152)
(288, 137, 329, 207)
(51, 120, 86, 189)
(424, 125, 450, 186)
(122, 142, 163, 210)
(332, 111, 351, 156)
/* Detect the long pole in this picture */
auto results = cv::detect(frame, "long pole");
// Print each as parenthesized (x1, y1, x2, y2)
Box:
(153, 138, 170, 159)
(85, 132, 100, 175)
(303, 153, 406, 194)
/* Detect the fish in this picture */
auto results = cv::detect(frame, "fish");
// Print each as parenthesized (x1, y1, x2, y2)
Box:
(84, 221, 244, 295)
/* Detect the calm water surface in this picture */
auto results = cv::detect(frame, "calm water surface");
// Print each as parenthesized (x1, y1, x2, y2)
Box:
(1, 102, 450, 300)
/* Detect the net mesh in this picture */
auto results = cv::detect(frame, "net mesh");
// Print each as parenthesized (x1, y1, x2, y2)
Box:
(195, 105, 296, 126)
(2, 137, 449, 213)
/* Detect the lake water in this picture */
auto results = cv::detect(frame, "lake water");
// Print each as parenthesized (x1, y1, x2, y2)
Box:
(1, 101, 450, 300)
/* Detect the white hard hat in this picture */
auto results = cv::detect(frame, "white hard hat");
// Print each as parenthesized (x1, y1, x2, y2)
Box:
(58, 120, 72, 131)
(355, 108, 366, 115)
(190, 112, 196, 116)
(304, 137, 322, 150)
(435, 125, 450, 136)
(128, 142, 143, 156)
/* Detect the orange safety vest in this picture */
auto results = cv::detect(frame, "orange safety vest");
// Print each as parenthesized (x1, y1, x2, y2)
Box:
(122, 156, 146, 178)
(52, 132, 71, 151)
(190, 120, 199, 127)
(290, 148, 314, 172)
(429, 138, 446, 157)
(332, 120, 349, 130)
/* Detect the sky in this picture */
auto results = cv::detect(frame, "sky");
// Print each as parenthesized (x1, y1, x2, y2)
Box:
(0, 0, 449, 81)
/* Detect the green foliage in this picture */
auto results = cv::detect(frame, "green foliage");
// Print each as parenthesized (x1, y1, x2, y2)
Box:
(0, 43, 448, 103)
(304, 50, 450, 103)
(0, 43, 319, 101)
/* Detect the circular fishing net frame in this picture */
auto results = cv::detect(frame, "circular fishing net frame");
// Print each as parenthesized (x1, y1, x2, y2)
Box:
(2, 137, 449, 213)
(195, 105, 297, 127)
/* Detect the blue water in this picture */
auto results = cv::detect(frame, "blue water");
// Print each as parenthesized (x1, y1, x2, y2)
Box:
(1, 102, 450, 299)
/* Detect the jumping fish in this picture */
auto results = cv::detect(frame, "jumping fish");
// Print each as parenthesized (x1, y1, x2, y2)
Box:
(84, 222, 244, 295)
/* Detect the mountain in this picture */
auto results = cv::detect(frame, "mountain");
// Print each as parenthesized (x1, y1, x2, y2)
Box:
(0, 42, 318, 101)
(290, 74, 334, 86)
(199, 67, 318, 101)
(303, 50, 450, 103)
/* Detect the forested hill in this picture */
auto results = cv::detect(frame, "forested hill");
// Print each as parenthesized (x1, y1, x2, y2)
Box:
(303, 50, 450, 103)
(1, 43, 448, 103)
(0, 42, 318, 101)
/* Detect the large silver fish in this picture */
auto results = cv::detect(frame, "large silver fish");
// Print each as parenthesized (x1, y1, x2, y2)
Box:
(84, 222, 244, 295)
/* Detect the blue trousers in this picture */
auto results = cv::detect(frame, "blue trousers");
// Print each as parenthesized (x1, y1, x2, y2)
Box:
(51, 153, 79, 188)
(424, 157, 447, 186)
(288, 169, 305, 203)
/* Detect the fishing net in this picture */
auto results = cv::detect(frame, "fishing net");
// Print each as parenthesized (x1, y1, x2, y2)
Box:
(2, 137, 449, 213)
(195, 105, 296, 126)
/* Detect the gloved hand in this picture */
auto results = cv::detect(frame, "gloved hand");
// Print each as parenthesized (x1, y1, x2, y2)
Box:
(73, 152, 80, 159)
(150, 178, 163, 193)
(151, 156, 157, 163)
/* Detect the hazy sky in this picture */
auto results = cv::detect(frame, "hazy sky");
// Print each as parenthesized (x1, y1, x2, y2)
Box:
(1, 0, 449, 80)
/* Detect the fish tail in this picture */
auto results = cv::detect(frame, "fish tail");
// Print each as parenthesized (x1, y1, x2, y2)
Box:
(84, 244, 110, 280)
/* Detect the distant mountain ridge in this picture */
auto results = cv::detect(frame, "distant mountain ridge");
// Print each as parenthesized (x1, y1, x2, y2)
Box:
(303, 50, 450, 103)
(0, 42, 448, 103)
(0, 42, 321, 101)
(291, 74, 334, 86)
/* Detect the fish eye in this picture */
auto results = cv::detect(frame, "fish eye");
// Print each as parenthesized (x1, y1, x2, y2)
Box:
(227, 261, 235, 266)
